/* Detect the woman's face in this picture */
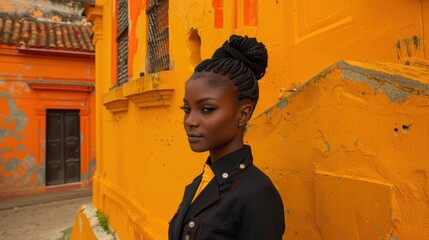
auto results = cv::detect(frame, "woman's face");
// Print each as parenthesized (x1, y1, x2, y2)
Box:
(182, 72, 245, 161)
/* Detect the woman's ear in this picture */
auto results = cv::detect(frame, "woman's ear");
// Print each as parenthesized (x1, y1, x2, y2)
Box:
(238, 102, 254, 127)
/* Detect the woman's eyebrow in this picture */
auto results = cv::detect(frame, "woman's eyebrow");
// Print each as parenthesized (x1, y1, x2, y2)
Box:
(196, 97, 220, 104)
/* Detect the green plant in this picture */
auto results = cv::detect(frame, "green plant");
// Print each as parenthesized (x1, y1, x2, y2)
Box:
(56, 226, 73, 240)
(96, 210, 113, 235)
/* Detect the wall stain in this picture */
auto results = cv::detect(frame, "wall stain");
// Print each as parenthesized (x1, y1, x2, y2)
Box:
(396, 35, 422, 64)
(276, 99, 288, 110)
(0, 91, 39, 190)
(412, 35, 420, 50)
(82, 157, 96, 180)
(403, 39, 412, 57)
(0, 92, 28, 139)
(396, 40, 401, 59)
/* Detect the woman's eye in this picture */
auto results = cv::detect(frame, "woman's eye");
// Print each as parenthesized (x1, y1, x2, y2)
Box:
(180, 105, 191, 113)
(201, 106, 217, 113)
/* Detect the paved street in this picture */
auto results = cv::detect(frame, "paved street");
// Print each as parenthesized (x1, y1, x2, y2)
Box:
(0, 188, 92, 240)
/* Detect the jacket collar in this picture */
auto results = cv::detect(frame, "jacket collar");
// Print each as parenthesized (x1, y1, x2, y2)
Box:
(180, 145, 254, 230)
(208, 145, 253, 186)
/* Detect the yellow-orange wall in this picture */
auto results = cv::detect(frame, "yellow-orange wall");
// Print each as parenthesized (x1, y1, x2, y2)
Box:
(82, 0, 428, 239)
(0, 47, 96, 196)
(247, 60, 429, 239)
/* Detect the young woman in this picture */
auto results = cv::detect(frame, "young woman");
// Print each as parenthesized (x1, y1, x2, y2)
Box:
(169, 35, 285, 240)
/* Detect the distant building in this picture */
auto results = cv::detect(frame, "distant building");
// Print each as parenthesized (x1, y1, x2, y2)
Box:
(0, 0, 96, 197)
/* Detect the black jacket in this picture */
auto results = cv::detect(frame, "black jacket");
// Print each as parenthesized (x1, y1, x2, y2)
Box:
(169, 145, 285, 240)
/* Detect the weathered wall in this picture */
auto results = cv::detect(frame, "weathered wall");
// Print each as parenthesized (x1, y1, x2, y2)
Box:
(82, 0, 428, 239)
(247, 61, 429, 239)
(0, 50, 96, 196)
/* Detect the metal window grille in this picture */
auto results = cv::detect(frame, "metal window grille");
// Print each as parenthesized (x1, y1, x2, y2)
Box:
(117, 0, 128, 86)
(147, 0, 170, 74)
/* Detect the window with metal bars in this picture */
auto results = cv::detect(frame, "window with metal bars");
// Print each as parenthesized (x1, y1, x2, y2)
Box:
(117, 0, 128, 86)
(146, 0, 170, 74)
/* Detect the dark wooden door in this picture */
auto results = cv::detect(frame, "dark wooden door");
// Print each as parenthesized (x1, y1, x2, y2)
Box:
(46, 110, 80, 185)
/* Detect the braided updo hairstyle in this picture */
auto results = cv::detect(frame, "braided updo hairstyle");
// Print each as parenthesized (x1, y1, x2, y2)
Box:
(194, 35, 268, 103)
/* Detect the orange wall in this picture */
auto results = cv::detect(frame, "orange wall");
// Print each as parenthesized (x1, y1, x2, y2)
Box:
(81, 0, 429, 239)
(247, 61, 429, 239)
(0, 48, 96, 196)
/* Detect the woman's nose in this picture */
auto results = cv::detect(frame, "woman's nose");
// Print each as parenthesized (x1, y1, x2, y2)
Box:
(184, 112, 199, 128)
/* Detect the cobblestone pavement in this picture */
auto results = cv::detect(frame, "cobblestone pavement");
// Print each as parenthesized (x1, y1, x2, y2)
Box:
(0, 196, 91, 240)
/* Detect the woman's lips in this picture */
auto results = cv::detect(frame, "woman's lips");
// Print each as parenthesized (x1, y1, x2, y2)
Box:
(187, 133, 203, 142)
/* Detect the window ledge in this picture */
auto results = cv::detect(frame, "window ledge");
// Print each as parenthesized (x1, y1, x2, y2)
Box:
(102, 87, 128, 113)
(28, 80, 94, 92)
(122, 71, 175, 108)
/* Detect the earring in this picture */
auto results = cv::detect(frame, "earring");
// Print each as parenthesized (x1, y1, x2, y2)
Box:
(238, 123, 243, 127)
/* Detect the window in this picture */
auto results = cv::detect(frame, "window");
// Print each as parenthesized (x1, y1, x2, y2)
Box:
(146, 0, 170, 74)
(117, 0, 128, 86)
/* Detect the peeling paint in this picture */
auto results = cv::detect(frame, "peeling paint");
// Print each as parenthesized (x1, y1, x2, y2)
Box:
(82, 157, 96, 180)
(0, 90, 39, 190)
(0, 128, 11, 138)
(377, 81, 413, 103)
(339, 61, 429, 101)
(341, 68, 379, 91)
(5, 158, 20, 171)
(1, 154, 40, 190)
(0, 92, 28, 139)
(276, 99, 288, 110)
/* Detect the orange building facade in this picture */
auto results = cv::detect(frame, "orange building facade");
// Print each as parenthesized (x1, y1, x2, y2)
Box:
(73, 0, 428, 239)
(0, 2, 96, 197)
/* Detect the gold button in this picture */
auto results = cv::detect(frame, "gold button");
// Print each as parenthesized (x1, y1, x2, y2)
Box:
(189, 221, 195, 228)
(239, 164, 245, 169)
(185, 235, 190, 240)
(222, 173, 229, 179)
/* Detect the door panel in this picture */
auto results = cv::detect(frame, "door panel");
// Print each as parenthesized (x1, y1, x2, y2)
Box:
(46, 110, 80, 185)
(64, 113, 80, 183)
(46, 113, 63, 185)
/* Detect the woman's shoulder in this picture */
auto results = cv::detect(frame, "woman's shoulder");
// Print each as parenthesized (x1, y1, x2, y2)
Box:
(238, 165, 279, 194)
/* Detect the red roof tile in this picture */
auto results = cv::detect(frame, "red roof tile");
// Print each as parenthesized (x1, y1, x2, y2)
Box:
(0, 16, 94, 52)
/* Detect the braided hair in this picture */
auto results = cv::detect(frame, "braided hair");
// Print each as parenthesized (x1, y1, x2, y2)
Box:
(194, 35, 268, 103)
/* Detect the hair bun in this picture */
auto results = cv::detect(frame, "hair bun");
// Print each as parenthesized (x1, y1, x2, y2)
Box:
(222, 35, 268, 80)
